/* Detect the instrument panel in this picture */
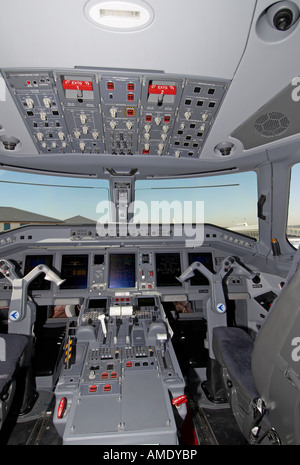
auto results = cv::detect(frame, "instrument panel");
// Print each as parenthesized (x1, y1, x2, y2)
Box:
(22, 249, 214, 294)
(0, 223, 258, 314)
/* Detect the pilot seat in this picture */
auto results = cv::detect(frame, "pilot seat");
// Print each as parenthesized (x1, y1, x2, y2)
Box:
(0, 333, 36, 431)
(210, 246, 300, 445)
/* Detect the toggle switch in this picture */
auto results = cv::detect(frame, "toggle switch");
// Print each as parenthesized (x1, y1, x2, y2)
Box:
(25, 98, 34, 109)
(80, 114, 87, 124)
(110, 107, 117, 118)
(43, 97, 51, 108)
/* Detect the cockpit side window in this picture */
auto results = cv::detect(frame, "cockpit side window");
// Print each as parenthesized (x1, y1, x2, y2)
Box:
(287, 164, 300, 249)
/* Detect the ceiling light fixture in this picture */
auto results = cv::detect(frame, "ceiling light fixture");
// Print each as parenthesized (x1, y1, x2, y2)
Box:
(84, 0, 154, 32)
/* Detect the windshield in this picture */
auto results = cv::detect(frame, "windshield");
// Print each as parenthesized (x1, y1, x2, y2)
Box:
(0, 169, 258, 240)
(134, 171, 258, 239)
(0, 169, 109, 231)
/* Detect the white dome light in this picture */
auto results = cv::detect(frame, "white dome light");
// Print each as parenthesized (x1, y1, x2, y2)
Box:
(84, 0, 154, 31)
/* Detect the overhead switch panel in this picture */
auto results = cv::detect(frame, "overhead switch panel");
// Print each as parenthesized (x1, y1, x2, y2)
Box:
(2, 69, 229, 158)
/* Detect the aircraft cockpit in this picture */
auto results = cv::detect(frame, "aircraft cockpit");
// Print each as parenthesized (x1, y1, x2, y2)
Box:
(1, 0, 300, 447)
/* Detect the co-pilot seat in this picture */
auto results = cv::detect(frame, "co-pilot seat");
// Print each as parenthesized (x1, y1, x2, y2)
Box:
(211, 246, 300, 445)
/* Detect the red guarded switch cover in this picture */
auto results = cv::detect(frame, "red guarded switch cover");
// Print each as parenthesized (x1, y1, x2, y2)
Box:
(62, 80, 93, 91)
(148, 84, 177, 95)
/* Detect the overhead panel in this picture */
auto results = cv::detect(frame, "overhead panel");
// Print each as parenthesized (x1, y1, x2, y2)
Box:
(2, 69, 229, 159)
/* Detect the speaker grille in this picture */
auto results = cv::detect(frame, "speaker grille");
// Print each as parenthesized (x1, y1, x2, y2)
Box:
(254, 111, 290, 138)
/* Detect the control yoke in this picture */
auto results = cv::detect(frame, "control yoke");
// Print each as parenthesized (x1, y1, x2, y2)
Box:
(177, 256, 259, 314)
(0, 258, 65, 323)
(177, 256, 259, 358)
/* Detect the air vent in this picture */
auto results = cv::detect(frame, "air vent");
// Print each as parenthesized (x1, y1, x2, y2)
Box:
(84, 0, 154, 31)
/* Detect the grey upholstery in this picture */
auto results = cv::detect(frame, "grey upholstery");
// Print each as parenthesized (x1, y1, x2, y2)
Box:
(0, 333, 29, 395)
(213, 327, 259, 399)
(0, 333, 30, 430)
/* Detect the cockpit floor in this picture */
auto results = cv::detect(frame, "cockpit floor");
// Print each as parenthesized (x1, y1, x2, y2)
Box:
(1, 394, 245, 446)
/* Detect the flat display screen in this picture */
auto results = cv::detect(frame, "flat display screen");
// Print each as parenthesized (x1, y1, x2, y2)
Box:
(156, 253, 182, 287)
(138, 297, 156, 307)
(188, 252, 214, 286)
(94, 254, 104, 265)
(109, 254, 136, 288)
(88, 298, 107, 309)
(60, 254, 89, 289)
(24, 255, 53, 291)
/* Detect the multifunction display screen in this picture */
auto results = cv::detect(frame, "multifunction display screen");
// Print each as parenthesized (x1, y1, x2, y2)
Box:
(109, 254, 136, 288)
(60, 254, 89, 289)
(155, 253, 182, 287)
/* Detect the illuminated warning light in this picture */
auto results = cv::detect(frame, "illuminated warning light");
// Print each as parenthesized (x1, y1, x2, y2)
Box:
(57, 397, 67, 419)
(89, 385, 97, 392)
(62, 80, 93, 91)
(104, 384, 111, 392)
(124, 107, 136, 117)
(148, 84, 177, 95)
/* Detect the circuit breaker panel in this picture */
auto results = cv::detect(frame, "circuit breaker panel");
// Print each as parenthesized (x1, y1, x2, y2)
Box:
(3, 69, 228, 158)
